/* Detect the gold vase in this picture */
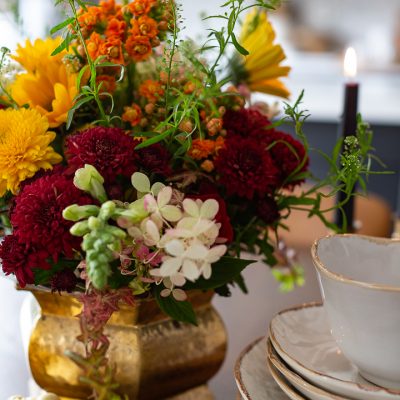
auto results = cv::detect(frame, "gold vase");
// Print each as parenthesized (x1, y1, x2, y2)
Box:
(28, 289, 227, 399)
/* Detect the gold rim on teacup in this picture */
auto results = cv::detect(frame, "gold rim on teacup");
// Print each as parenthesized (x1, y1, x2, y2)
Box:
(312, 234, 400, 292)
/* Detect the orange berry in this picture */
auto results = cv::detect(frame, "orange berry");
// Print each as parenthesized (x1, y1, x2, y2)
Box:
(201, 160, 214, 173)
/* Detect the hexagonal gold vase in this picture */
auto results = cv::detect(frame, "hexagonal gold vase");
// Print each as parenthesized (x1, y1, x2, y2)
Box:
(28, 290, 227, 399)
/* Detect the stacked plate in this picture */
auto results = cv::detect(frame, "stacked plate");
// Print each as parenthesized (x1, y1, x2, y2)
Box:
(266, 303, 400, 400)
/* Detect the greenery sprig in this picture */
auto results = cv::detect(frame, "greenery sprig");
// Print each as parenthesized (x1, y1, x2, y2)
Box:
(53, 0, 123, 129)
(0, 47, 18, 108)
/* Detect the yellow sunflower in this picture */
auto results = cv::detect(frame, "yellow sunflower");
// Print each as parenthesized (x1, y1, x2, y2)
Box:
(236, 10, 291, 98)
(0, 108, 62, 196)
(10, 37, 78, 128)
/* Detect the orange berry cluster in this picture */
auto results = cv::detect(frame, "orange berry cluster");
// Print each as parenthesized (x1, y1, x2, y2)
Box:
(78, 0, 171, 66)
(121, 64, 246, 175)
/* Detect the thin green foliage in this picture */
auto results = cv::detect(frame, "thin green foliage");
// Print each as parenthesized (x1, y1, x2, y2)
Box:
(0, 47, 18, 108)
(53, 0, 123, 129)
(281, 91, 391, 231)
(202, 0, 280, 85)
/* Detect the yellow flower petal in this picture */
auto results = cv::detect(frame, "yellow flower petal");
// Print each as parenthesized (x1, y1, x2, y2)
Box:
(10, 37, 78, 128)
(249, 79, 291, 99)
(238, 10, 291, 99)
(0, 108, 62, 196)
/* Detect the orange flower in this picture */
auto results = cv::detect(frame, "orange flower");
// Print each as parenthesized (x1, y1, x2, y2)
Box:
(201, 160, 215, 173)
(131, 15, 159, 38)
(122, 104, 142, 126)
(97, 75, 117, 93)
(125, 35, 152, 62)
(188, 139, 215, 160)
(100, 0, 119, 15)
(184, 81, 197, 94)
(206, 118, 223, 136)
(78, 7, 103, 31)
(100, 37, 125, 64)
(214, 136, 225, 154)
(127, 0, 155, 17)
(86, 32, 105, 61)
(105, 18, 127, 40)
(139, 79, 164, 103)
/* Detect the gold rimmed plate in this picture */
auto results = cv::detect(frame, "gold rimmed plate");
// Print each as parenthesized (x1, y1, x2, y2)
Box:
(266, 355, 306, 400)
(234, 337, 292, 400)
(269, 303, 400, 400)
(267, 339, 349, 400)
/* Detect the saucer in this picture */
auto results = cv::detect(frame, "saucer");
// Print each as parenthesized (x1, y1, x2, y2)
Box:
(269, 303, 400, 400)
(266, 356, 305, 400)
(267, 339, 347, 400)
(234, 337, 291, 400)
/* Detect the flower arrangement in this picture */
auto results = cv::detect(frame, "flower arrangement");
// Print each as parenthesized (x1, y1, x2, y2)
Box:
(0, 0, 378, 398)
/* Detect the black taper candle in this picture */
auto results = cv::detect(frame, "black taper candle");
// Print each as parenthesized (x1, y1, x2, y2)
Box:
(335, 82, 359, 232)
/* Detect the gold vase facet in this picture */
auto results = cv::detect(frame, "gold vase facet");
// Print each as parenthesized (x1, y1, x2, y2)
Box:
(28, 289, 227, 399)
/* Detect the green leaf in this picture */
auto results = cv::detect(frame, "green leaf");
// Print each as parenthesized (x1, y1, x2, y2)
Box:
(231, 32, 249, 55)
(134, 129, 172, 149)
(214, 284, 231, 297)
(233, 272, 248, 294)
(33, 268, 54, 286)
(66, 96, 94, 129)
(76, 65, 89, 91)
(50, 17, 75, 34)
(51, 33, 74, 56)
(184, 256, 256, 291)
(33, 259, 77, 285)
(154, 286, 197, 325)
(279, 196, 316, 207)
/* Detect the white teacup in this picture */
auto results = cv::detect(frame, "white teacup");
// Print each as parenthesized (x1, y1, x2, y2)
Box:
(312, 234, 400, 390)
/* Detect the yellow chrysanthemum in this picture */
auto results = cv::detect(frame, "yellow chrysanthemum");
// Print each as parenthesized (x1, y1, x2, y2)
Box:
(10, 37, 78, 128)
(0, 108, 62, 196)
(239, 10, 291, 98)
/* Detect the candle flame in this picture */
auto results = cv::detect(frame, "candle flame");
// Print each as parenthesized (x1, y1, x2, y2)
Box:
(344, 47, 357, 78)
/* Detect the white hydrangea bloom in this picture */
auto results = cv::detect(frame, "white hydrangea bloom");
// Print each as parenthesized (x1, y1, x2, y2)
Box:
(128, 175, 228, 297)
(131, 172, 165, 198)
(144, 187, 182, 222)
(150, 198, 227, 284)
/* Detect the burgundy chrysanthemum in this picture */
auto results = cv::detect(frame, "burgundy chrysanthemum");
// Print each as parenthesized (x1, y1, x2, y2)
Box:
(214, 136, 280, 199)
(11, 174, 93, 261)
(66, 127, 138, 183)
(0, 235, 50, 287)
(264, 130, 309, 187)
(223, 108, 272, 138)
(135, 141, 172, 176)
(256, 196, 280, 225)
(50, 269, 78, 293)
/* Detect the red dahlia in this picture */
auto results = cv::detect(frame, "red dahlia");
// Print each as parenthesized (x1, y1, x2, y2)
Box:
(223, 108, 272, 139)
(264, 130, 309, 187)
(11, 174, 93, 261)
(135, 142, 172, 176)
(66, 127, 138, 183)
(256, 196, 280, 225)
(0, 235, 50, 287)
(51, 269, 78, 293)
(214, 136, 280, 199)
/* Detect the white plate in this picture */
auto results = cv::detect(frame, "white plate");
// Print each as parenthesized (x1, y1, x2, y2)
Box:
(266, 356, 306, 400)
(267, 339, 349, 400)
(269, 303, 400, 400)
(234, 337, 291, 400)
